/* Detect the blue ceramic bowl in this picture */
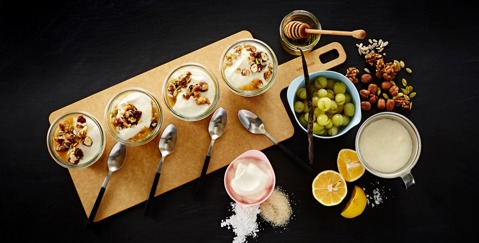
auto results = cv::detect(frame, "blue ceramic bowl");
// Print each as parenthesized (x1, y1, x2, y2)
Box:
(286, 70, 361, 139)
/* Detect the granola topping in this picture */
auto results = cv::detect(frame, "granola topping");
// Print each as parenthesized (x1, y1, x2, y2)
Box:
(52, 115, 101, 165)
(166, 67, 216, 118)
(110, 92, 158, 141)
(223, 41, 275, 91)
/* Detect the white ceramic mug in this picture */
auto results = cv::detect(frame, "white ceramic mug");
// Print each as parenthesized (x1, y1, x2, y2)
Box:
(355, 112, 421, 189)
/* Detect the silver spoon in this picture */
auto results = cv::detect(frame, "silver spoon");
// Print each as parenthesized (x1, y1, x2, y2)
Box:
(144, 124, 177, 216)
(237, 109, 312, 173)
(194, 107, 227, 200)
(85, 142, 127, 229)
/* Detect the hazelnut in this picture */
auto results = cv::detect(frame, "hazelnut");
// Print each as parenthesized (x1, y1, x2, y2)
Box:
(389, 85, 399, 96)
(386, 99, 395, 111)
(381, 81, 393, 91)
(377, 98, 386, 110)
(367, 83, 378, 95)
(359, 89, 370, 99)
(361, 73, 372, 83)
(361, 101, 371, 111)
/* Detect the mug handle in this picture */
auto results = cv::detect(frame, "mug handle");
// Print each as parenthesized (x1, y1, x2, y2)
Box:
(401, 172, 415, 189)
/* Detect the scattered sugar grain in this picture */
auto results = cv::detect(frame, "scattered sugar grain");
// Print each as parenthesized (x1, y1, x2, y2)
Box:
(364, 181, 391, 207)
(221, 202, 260, 243)
(259, 188, 292, 228)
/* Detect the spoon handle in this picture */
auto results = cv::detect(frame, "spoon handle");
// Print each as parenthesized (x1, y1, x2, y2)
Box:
(276, 142, 313, 173)
(144, 171, 161, 216)
(194, 154, 211, 200)
(85, 186, 106, 229)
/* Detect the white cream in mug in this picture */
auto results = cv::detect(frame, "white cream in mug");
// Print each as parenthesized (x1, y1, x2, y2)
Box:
(358, 118, 413, 173)
(114, 92, 153, 140)
(227, 157, 274, 204)
(171, 68, 216, 118)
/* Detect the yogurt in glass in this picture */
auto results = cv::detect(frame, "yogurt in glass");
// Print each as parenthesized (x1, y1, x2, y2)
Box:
(164, 63, 219, 121)
(220, 38, 277, 97)
(106, 88, 162, 146)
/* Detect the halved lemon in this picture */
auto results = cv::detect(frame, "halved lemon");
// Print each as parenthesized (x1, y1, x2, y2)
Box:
(337, 148, 365, 182)
(312, 170, 347, 206)
(341, 185, 367, 218)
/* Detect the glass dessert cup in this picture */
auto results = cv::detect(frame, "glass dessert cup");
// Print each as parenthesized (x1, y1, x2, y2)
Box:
(105, 88, 162, 146)
(279, 10, 321, 56)
(47, 111, 106, 169)
(220, 38, 278, 97)
(163, 62, 220, 121)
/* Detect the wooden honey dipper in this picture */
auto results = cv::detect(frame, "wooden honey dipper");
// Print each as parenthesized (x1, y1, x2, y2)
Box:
(284, 20, 366, 40)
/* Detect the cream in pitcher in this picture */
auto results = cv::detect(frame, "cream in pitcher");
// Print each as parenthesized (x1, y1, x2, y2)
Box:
(355, 112, 421, 189)
(358, 118, 413, 173)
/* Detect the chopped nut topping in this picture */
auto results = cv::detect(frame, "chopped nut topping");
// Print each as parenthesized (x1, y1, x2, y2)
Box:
(167, 70, 211, 106)
(53, 115, 93, 165)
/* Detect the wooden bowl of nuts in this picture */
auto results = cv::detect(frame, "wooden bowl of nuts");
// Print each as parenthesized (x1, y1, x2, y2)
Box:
(286, 70, 361, 139)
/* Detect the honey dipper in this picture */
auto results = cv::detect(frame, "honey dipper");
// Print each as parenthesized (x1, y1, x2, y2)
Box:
(284, 20, 366, 40)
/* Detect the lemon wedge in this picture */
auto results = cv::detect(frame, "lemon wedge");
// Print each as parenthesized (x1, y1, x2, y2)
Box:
(340, 185, 367, 218)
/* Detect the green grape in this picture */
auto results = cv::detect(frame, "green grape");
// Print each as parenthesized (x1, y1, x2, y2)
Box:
(314, 107, 324, 117)
(326, 89, 335, 99)
(297, 87, 307, 100)
(335, 93, 346, 105)
(333, 81, 347, 94)
(344, 102, 355, 117)
(312, 96, 319, 107)
(324, 119, 333, 129)
(317, 113, 329, 126)
(317, 97, 332, 111)
(298, 114, 308, 127)
(328, 126, 339, 136)
(344, 93, 352, 103)
(326, 79, 335, 89)
(317, 88, 328, 98)
(294, 100, 305, 113)
(326, 100, 338, 114)
(331, 114, 344, 127)
(315, 76, 328, 89)
(313, 122, 325, 135)
(342, 115, 350, 126)
(337, 104, 344, 114)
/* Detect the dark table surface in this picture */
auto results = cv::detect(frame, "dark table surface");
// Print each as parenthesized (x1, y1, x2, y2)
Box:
(1, 0, 477, 242)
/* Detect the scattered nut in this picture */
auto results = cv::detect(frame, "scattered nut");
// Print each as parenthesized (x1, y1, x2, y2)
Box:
(367, 83, 378, 95)
(377, 98, 386, 110)
(361, 73, 372, 83)
(386, 99, 395, 111)
(346, 67, 360, 84)
(389, 85, 399, 96)
(361, 101, 371, 111)
(359, 89, 370, 99)
(381, 81, 393, 91)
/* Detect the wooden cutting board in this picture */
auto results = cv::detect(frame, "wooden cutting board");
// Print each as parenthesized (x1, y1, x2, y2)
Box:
(48, 30, 346, 222)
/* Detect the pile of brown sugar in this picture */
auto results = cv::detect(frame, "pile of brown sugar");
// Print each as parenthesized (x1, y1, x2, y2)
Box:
(259, 188, 293, 227)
